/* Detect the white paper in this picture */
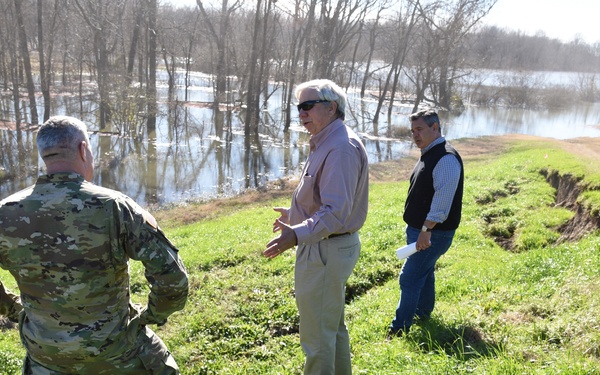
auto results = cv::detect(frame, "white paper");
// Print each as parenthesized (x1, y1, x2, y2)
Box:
(395, 242, 417, 260)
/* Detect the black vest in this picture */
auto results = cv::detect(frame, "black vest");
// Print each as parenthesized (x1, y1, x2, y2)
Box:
(403, 140, 463, 230)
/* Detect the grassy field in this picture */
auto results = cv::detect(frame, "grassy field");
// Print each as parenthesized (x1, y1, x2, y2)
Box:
(1, 135, 600, 374)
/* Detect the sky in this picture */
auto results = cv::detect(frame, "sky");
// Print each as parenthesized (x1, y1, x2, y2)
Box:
(167, 0, 599, 44)
(484, 0, 599, 43)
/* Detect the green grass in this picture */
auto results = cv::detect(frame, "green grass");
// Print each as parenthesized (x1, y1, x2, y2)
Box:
(2, 137, 600, 374)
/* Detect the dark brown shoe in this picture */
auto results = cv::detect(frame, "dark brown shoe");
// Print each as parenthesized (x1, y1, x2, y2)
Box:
(386, 328, 404, 340)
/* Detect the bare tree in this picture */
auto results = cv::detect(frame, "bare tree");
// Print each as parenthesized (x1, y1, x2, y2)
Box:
(1, 0, 599, 148)
(196, 0, 243, 107)
(182, 10, 202, 102)
(298, 0, 318, 81)
(158, 5, 203, 102)
(147, 0, 158, 133)
(359, 0, 393, 97)
(410, 0, 498, 110)
(244, 0, 278, 139)
(126, 0, 145, 85)
(73, 0, 127, 129)
(281, 0, 315, 131)
(0, 0, 23, 129)
(313, 0, 377, 79)
(13, 0, 39, 126)
(373, 3, 418, 125)
(37, 0, 61, 122)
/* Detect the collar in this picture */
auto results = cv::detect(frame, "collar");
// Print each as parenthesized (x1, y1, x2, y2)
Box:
(421, 136, 445, 155)
(309, 118, 345, 151)
(37, 172, 86, 184)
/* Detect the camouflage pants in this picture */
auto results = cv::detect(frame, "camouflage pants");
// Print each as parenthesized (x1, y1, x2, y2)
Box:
(22, 326, 179, 375)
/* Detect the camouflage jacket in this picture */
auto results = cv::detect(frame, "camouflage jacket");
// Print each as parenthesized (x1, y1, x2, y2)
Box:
(0, 173, 188, 367)
(0, 280, 22, 322)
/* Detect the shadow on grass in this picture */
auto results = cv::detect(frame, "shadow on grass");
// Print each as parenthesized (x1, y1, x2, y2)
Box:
(412, 318, 501, 360)
(345, 268, 397, 304)
(267, 268, 398, 338)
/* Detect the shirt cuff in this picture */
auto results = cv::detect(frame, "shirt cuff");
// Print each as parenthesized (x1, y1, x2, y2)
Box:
(292, 224, 315, 245)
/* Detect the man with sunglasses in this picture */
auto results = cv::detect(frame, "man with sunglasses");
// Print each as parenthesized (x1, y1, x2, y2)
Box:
(264, 79, 369, 374)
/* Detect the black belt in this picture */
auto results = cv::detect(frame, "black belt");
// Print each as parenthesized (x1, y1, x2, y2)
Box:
(327, 232, 351, 239)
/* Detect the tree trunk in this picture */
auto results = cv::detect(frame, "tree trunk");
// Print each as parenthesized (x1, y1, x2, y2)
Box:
(347, 21, 364, 89)
(215, 12, 228, 107)
(161, 50, 175, 102)
(196, 1, 243, 108)
(373, 5, 417, 124)
(244, 0, 263, 141)
(127, 2, 144, 85)
(283, 0, 308, 132)
(96, 31, 111, 129)
(300, 0, 318, 81)
(147, 0, 157, 134)
(361, 12, 382, 98)
(14, 0, 39, 126)
(37, 0, 58, 123)
(9, 44, 21, 129)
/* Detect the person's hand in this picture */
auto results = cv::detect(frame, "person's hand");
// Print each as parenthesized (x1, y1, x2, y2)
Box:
(263, 219, 297, 259)
(416, 231, 432, 251)
(272, 207, 289, 232)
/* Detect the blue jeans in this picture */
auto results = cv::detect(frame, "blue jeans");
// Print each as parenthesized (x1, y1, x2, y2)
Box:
(390, 225, 456, 332)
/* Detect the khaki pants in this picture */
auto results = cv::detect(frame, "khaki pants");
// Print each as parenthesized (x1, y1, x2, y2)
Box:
(295, 232, 360, 375)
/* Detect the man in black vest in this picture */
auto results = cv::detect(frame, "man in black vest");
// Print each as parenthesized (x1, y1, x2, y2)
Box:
(388, 109, 464, 337)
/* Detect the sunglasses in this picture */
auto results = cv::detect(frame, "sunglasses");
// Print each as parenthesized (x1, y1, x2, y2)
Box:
(297, 100, 329, 112)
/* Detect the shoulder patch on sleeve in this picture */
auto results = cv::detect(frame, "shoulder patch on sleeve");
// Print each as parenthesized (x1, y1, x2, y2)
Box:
(143, 210, 158, 229)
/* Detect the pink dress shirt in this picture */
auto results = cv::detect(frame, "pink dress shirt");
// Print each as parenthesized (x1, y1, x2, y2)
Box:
(289, 118, 369, 245)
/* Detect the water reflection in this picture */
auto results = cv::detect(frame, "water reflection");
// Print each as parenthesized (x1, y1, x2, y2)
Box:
(0, 87, 599, 207)
(445, 106, 600, 139)
(0, 128, 38, 197)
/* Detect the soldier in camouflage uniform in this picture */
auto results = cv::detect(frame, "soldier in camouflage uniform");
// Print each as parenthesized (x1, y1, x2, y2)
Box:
(0, 116, 189, 374)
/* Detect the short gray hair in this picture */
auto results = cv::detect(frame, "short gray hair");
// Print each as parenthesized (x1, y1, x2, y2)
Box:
(294, 79, 347, 120)
(409, 109, 441, 132)
(37, 116, 90, 159)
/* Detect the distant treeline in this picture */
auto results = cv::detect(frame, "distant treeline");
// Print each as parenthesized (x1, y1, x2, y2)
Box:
(0, 0, 598, 133)
(466, 25, 600, 73)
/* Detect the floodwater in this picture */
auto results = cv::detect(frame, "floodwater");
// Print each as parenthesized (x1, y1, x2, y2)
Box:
(1, 74, 599, 207)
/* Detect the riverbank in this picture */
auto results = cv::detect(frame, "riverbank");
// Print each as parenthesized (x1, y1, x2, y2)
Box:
(371, 133, 600, 181)
(154, 134, 600, 228)
(2, 133, 600, 374)
(153, 135, 600, 373)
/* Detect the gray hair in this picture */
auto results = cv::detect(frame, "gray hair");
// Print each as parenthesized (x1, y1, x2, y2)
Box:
(409, 109, 441, 131)
(294, 79, 347, 120)
(37, 116, 90, 160)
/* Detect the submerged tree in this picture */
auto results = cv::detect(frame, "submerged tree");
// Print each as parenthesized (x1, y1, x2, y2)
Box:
(0, 0, 598, 149)
(37, 0, 61, 123)
(244, 0, 278, 140)
(408, 0, 498, 111)
(313, 0, 377, 80)
(373, 3, 418, 125)
(196, 0, 243, 108)
(147, 0, 158, 133)
(13, 0, 39, 126)
(73, 0, 127, 129)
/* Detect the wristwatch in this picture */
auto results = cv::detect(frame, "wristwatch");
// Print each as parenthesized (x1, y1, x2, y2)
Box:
(421, 225, 432, 232)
